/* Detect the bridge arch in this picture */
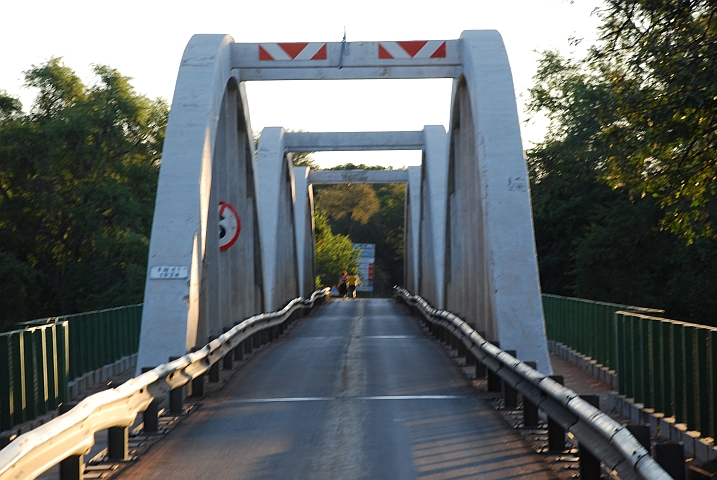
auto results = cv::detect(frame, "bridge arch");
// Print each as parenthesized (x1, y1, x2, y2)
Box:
(136, 35, 263, 372)
(137, 31, 552, 375)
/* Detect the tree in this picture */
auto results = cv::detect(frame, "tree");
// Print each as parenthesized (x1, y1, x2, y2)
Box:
(315, 183, 380, 236)
(525, 25, 717, 324)
(313, 210, 359, 288)
(0, 58, 167, 329)
(592, 0, 717, 240)
(313, 164, 405, 296)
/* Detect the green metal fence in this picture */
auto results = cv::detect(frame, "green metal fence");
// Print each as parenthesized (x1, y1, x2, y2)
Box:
(542, 295, 663, 373)
(543, 294, 717, 438)
(1, 304, 143, 432)
(20, 304, 143, 381)
(0, 322, 69, 432)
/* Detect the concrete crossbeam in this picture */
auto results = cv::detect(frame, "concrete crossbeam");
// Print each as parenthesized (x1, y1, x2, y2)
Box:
(284, 131, 424, 152)
(308, 170, 408, 185)
(233, 41, 462, 80)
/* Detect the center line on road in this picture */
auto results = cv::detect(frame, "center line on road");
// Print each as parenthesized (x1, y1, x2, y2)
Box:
(235, 395, 465, 403)
(359, 395, 465, 400)
(298, 335, 417, 339)
(236, 397, 337, 403)
(365, 335, 416, 339)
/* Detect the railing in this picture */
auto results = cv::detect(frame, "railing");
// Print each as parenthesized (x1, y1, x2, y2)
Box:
(0, 323, 70, 432)
(0, 289, 330, 480)
(544, 294, 717, 440)
(616, 311, 717, 440)
(396, 287, 670, 480)
(20, 305, 142, 381)
(542, 294, 663, 371)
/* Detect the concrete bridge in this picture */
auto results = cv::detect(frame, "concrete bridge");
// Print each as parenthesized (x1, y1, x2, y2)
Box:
(0, 31, 677, 480)
(136, 30, 551, 377)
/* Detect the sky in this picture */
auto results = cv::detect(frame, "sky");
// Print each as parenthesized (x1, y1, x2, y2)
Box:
(1, 0, 603, 169)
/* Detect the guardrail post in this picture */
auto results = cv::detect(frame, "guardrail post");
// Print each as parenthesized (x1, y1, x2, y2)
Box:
(654, 443, 686, 480)
(523, 362, 540, 428)
(487, 341, 502, 392)
(475, 332, 487, 378)
(578, 395, 601, 480)
(457, 337, 466, 358)
(208, 336, 220, 383)
(222, 328, 233, 371)
(262, 325, 269, 346)
(487, 369, 502, 392)
(141, 367, 159, 433)
(107, 426, 129, 461)
(626, 424, 651, 450)
(233, 323, 244, 361)
(465, 347, 475, 366)
(59, 401, 83, 480)
(547, 375, 566, 451)
(188, 347, 205, 397)
(168, 356, 185, 414)
(503, 350, 518, 408)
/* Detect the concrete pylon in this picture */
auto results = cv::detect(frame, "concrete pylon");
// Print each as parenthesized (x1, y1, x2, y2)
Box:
(419, 125, 449, 309)
(135, 35, 263, 373)
(255, 128, 300, 311)
(445, 31, 552, 374)
(405, 166, 422, 294)
(293, 166, 316, 298)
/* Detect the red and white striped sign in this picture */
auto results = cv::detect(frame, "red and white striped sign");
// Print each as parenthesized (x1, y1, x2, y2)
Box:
(378, 41, 446, 59)
(259, 43, 327, 61)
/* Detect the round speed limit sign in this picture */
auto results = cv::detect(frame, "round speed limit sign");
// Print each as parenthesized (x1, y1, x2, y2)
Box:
(219, 201, 241, 251)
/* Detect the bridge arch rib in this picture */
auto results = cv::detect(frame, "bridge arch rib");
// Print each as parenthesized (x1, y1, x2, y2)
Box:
(136, 35, 264, 373)
(445, 30, 551, 373)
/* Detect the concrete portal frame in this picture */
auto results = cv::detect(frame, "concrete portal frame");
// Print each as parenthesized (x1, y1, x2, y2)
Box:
(276, 128, 447, 305)
(137, 31, 552, 376)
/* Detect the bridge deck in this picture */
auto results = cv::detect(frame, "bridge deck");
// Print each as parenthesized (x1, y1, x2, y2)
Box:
(116, 298, 558, 479)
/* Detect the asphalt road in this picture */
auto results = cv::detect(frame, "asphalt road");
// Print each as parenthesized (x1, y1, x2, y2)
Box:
(118, 298, 558, 479)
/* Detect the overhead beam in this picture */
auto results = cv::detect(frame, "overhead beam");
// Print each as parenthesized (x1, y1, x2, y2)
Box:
(284, 131, 424, 152)
(308, 170, 408, 184)
(233, 41, 462, 80)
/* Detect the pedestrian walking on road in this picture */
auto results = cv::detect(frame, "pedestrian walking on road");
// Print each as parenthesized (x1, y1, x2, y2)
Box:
(347, 272, 361, 299)
(338, 270, 348, 299)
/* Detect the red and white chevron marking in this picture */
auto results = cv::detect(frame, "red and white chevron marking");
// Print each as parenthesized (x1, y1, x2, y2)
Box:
(258, 43, 327, 61)
(378, 41, 446, 59)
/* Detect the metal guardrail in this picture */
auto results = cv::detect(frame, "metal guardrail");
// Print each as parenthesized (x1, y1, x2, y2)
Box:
(0, 289, 330, 480)
(395, 287, 671, 480)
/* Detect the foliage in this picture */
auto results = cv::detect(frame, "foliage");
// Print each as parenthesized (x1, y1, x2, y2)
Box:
(314, 164, 405, 296)
(315, 184, 380, 235)
(592, 0, 717, 240)
(313, 210, 359, 288)
(525, 12, 717, 324)
(0, 58, 167, 330)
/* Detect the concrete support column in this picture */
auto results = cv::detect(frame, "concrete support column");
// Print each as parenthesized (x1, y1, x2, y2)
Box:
(256, 127, 300, 311)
